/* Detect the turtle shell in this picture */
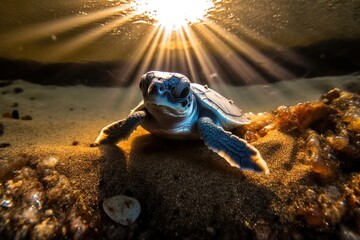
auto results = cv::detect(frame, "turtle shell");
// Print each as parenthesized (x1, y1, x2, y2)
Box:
(191, 83, 251, 130)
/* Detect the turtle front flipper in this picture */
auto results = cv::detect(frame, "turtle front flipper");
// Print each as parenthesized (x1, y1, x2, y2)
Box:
(197, 115, 269, 174)
(94, 110, 147, 145)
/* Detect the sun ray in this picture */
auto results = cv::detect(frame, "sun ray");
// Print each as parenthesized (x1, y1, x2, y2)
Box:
(134, 26, 165, 80)
(174, 30, 188, 74)
(182, 27, 220, 84)
(230, 23, 307, 67)
(204, 23, 296, 81)
(1, 5, 130, 46)
(178, 28, 199, 83)
(117, 25, 162, 85)
(202, 22, 315, 99)
(182, 26, 235, 98)
(93, 27, 164, 114)
(44, 13, 136, 61)
(154, 29, 169, 70)
(112, 25, 166, 86)
(165, 34, 172, 70)
(194, 24, 267, 85)
(113, 26, 165, 113)
(112, 27, 163, 113)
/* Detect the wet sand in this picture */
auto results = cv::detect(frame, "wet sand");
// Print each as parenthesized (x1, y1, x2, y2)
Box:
(0, 75, 359, 239)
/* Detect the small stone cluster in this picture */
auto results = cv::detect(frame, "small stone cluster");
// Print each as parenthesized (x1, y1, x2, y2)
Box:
(296, 174, 360, 234)
(0, 155, 94, 239)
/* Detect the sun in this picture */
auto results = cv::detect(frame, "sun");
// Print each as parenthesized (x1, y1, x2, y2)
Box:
(132, 0, 214, 30)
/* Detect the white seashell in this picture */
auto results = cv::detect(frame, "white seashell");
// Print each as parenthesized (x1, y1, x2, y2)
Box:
(102, 195, 141, 225)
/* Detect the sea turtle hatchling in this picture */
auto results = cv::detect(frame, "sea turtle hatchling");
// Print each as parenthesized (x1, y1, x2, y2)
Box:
(94, 71, 269, 174)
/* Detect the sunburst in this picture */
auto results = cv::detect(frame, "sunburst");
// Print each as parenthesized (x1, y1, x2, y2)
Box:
(131, 0, 214, 31)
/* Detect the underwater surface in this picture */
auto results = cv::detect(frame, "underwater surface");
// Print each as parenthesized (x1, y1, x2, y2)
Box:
(0, 0, 360, 239)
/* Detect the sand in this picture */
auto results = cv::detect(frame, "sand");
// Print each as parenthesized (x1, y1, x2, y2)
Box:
(0, 75, 359, 239)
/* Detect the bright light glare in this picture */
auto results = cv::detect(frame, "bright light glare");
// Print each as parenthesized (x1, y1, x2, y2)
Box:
(132, 0, 214, 30)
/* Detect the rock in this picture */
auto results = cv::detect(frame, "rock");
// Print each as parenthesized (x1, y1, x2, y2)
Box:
(44, 209, 53, 217)
(14, 87, 24, 94)
(0, 143, 11, 148)
(12, 110, 20, 119)
(2, 112, 12, 118)
(0, 123, 4, 136)
(21, 115, 33, 120)
(102, 195, 141, 225)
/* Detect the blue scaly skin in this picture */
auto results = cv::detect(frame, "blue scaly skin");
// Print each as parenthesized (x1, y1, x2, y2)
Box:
(94, 71, 269, 174)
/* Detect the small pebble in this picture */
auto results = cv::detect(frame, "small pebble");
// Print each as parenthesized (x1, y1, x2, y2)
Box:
(103, 195, 141, 225)
(2, 112, 12, 118)
(305, 189, 317, 202)
(0, 123, 4, 136)
(72, 141, 79, 146)
(14, 87, 24, 94)
(12, 110, 20, 119)
(21, 115, 32, 121)
(0, 143, 11, 148)
(320, 88, 340, 103)
(44, 209, 54, 217)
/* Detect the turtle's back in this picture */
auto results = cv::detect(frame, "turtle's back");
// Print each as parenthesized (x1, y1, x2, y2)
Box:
(191, 83, 250, 130)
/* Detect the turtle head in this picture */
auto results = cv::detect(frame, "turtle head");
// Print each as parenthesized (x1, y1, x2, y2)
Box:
(139, 71, 194, 118)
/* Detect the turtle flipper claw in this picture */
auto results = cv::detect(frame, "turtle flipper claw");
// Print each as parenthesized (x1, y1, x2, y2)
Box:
(197, 115, 269, 174)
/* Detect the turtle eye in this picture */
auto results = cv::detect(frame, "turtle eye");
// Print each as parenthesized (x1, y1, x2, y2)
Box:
(173, 82, 190, 101)
(179, 87, 189, 99)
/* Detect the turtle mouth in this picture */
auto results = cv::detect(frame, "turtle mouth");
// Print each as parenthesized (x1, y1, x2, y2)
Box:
(147, 103, 187, 117)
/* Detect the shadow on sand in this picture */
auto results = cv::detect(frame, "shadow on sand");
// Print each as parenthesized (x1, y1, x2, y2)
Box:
(102, 134, 283, 238)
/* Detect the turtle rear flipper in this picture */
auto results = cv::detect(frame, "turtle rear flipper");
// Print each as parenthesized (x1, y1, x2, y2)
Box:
(197, 115, 269, 174)
(94, 110, 147, 145)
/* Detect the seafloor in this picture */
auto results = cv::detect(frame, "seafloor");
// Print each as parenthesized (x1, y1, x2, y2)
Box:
(0, 76, 360, 239)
